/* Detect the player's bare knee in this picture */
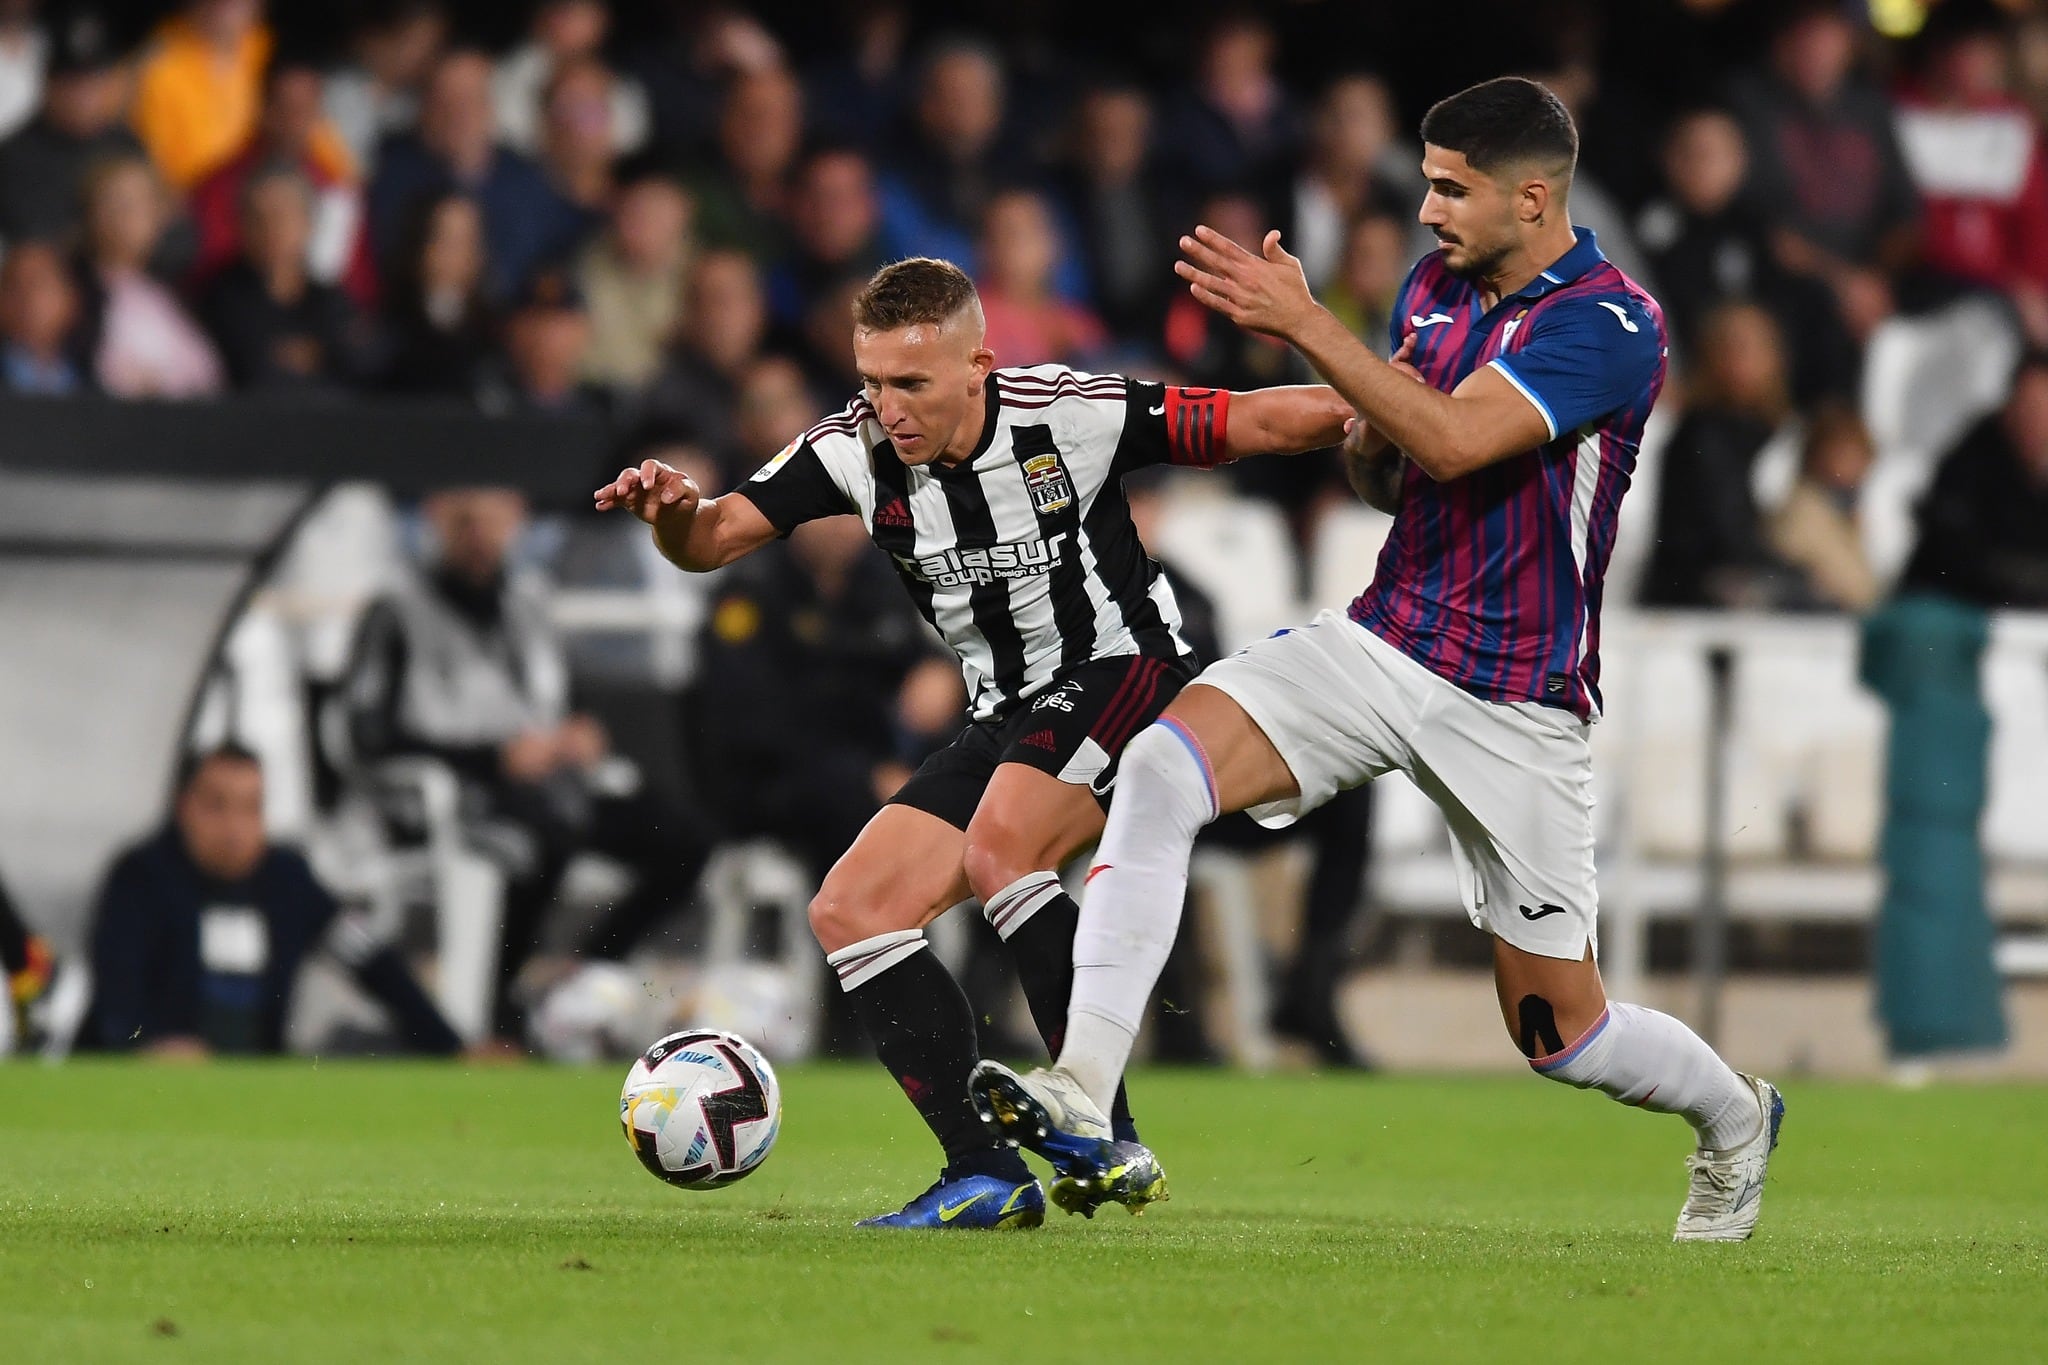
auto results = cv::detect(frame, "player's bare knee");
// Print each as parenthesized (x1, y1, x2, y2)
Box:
(807, 883, 915, 955)
(961, 823, 1043, 906)
(1119, 721, 1181, 788)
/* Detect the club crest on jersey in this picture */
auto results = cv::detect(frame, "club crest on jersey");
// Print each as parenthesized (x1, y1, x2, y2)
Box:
(1022, 451, 1074, 515)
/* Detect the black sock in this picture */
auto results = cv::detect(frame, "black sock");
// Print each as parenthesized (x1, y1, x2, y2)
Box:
(1001, 890, 1140, 1144)
(844, 941, 1031, 1182)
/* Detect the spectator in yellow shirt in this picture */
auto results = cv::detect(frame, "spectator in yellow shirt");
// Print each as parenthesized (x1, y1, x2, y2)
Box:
(132, 0, 355, 192)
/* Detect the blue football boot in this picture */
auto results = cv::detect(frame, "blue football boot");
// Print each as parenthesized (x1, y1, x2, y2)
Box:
(854, 1170, 1045, 1230)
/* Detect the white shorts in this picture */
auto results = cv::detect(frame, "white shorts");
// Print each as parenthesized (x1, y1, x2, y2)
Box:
(1196, 609, 1598, 961)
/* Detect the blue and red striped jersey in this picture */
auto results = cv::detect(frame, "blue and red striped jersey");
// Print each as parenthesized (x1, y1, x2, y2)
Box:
(1349, 227, 1667, 719)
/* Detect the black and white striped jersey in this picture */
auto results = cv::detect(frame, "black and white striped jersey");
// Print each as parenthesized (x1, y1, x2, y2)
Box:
(737, 365, 1233, 721)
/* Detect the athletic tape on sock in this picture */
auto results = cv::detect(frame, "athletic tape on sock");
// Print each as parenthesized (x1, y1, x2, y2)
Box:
(982, 870, 1067, 940)
(825, 928, 926, 993)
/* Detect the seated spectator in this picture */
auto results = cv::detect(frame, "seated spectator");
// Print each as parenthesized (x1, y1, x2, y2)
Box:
(767, 145, 884, 329)
(342, 487, 710, 1038)
(323, 0, 447, 176)
(1728, 0, 1920, 348)
(1636, 106, 1857, 401)
(534, 54, 619, 228)
(0, 240, 86, 394)
(0, 7, 142, 245)
(694, 512, 959, 887)
(1050, 81, 1172, 340)
(731, 353, 822, 469)
(796, 273, 865, 396)
(1641, 302, 1804, 608)
(200, 164, 372, 394)
(378, 190, 500, 400)
(492, 0, 648, 157)
(130, 0, 276, 191)
(89, 743, 461, 1057)
(1171, 194, 1329, 536)
(975, 187, 1107, 367)
(1523, 55, 1660, 296)
(877, 38, 1010, 269)
(576, 165, 692, 391)
(683, 63, 801, 263)
(479, 265, 603, 417)
(1287, 74, 1408, 294)
(1900, 351, 2048, 608)
(0, 0, 43, 142)
(801, 0, 910, 154)
(368, 48, 584, 300)
(73, 153, 222, 398)
(1322, 209, 1407, 356)
(1766, 402, 1880, 613)
(1894, 0, 2048, 344)
(188, 58, 372, 305)
(626, 5, 783, 158)
(637, 248, 767, 455)
(1156, 14, 1298, 209)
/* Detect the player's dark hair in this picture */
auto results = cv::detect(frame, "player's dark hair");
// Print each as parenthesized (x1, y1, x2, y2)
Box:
(176, 742, 261, 794)
(853, 257, 981, 333)
(1419, 76, 1577, 184)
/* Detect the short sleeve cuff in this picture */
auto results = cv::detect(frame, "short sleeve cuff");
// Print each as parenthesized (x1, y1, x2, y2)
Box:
(1488, 357, 1558, 442)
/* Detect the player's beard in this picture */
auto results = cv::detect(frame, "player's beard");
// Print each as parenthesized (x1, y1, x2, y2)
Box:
(1439, 231, 1512, 282)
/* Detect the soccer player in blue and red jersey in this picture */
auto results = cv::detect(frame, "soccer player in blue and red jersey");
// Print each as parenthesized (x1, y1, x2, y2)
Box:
(974, 77, 1786, 1242)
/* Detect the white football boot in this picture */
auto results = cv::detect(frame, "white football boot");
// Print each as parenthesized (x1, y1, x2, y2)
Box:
(1674, 1074, 1785, 1242)
(968, 1061, 1169, 1217)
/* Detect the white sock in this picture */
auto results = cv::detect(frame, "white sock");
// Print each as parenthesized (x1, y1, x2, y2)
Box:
(982, 870, 1065, 940)
(824, 928, 926, 992)
(1062, 719, 1218, 1112)
(1532, 1002, 1763, 1152)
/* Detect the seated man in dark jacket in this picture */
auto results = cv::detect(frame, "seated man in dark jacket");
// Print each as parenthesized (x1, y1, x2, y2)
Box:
(343, 487, 708, 1040)
(1900, 351, 2048, 609)
(89, 743, 460, 1057)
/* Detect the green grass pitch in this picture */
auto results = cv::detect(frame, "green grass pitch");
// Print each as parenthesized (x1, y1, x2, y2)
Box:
(3, 1060, 2043, 1362)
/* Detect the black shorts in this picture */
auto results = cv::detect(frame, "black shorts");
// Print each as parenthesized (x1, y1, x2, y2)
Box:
(890, 653, 1194, 832)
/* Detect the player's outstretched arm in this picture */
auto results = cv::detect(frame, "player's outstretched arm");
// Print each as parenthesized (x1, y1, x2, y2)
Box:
(593, 461, 778, 572)
(1219, 383, 1353, 462)
(1176, 226, 1548, 482)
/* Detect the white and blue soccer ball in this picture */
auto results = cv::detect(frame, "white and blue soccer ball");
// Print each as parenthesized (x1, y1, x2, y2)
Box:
(620, 1029, 782, 1189)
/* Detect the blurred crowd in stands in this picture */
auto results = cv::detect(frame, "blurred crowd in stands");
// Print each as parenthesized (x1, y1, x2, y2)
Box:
(4, 0, 2048, 1059)
(0, 0, 2044, 603)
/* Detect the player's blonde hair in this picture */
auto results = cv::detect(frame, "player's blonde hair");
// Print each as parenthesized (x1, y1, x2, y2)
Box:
(852, 257, 984, 335)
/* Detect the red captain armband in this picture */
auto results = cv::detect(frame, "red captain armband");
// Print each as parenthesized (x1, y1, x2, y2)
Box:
(1162, 386, 1231, 468)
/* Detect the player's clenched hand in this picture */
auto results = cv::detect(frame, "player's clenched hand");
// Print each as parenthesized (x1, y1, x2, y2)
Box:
(1388, 333, 1423, 382)
(1174, 226, 1317, 339)
(594, 459, 700, 526)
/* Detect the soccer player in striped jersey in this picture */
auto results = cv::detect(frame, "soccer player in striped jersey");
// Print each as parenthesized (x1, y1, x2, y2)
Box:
(597, 258, 1351, 1228)
(975, 78, 1786, 1243)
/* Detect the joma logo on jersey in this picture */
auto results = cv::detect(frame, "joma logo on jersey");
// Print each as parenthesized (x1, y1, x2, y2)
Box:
(1023, 451, 1074, 514)
(899, 533, 1067, 588)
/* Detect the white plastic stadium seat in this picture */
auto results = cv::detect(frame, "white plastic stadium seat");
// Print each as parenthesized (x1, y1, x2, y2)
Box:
(1983, 631, 2048, 864)
(1861, 297, 2019, 462)
(1306, 503, 1395, 612)
(1154, 485, 1303, 651)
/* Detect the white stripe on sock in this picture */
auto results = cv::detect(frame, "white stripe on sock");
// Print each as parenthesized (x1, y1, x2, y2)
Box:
(982, 871, 1066, 939)
(825, 928, 926, 993)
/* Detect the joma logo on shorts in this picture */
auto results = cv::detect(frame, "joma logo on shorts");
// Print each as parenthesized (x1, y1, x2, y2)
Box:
(899, 534, 1066, 588)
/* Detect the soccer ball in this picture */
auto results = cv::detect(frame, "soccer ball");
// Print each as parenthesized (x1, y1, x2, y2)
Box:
(619, 1029, 782, 1189)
